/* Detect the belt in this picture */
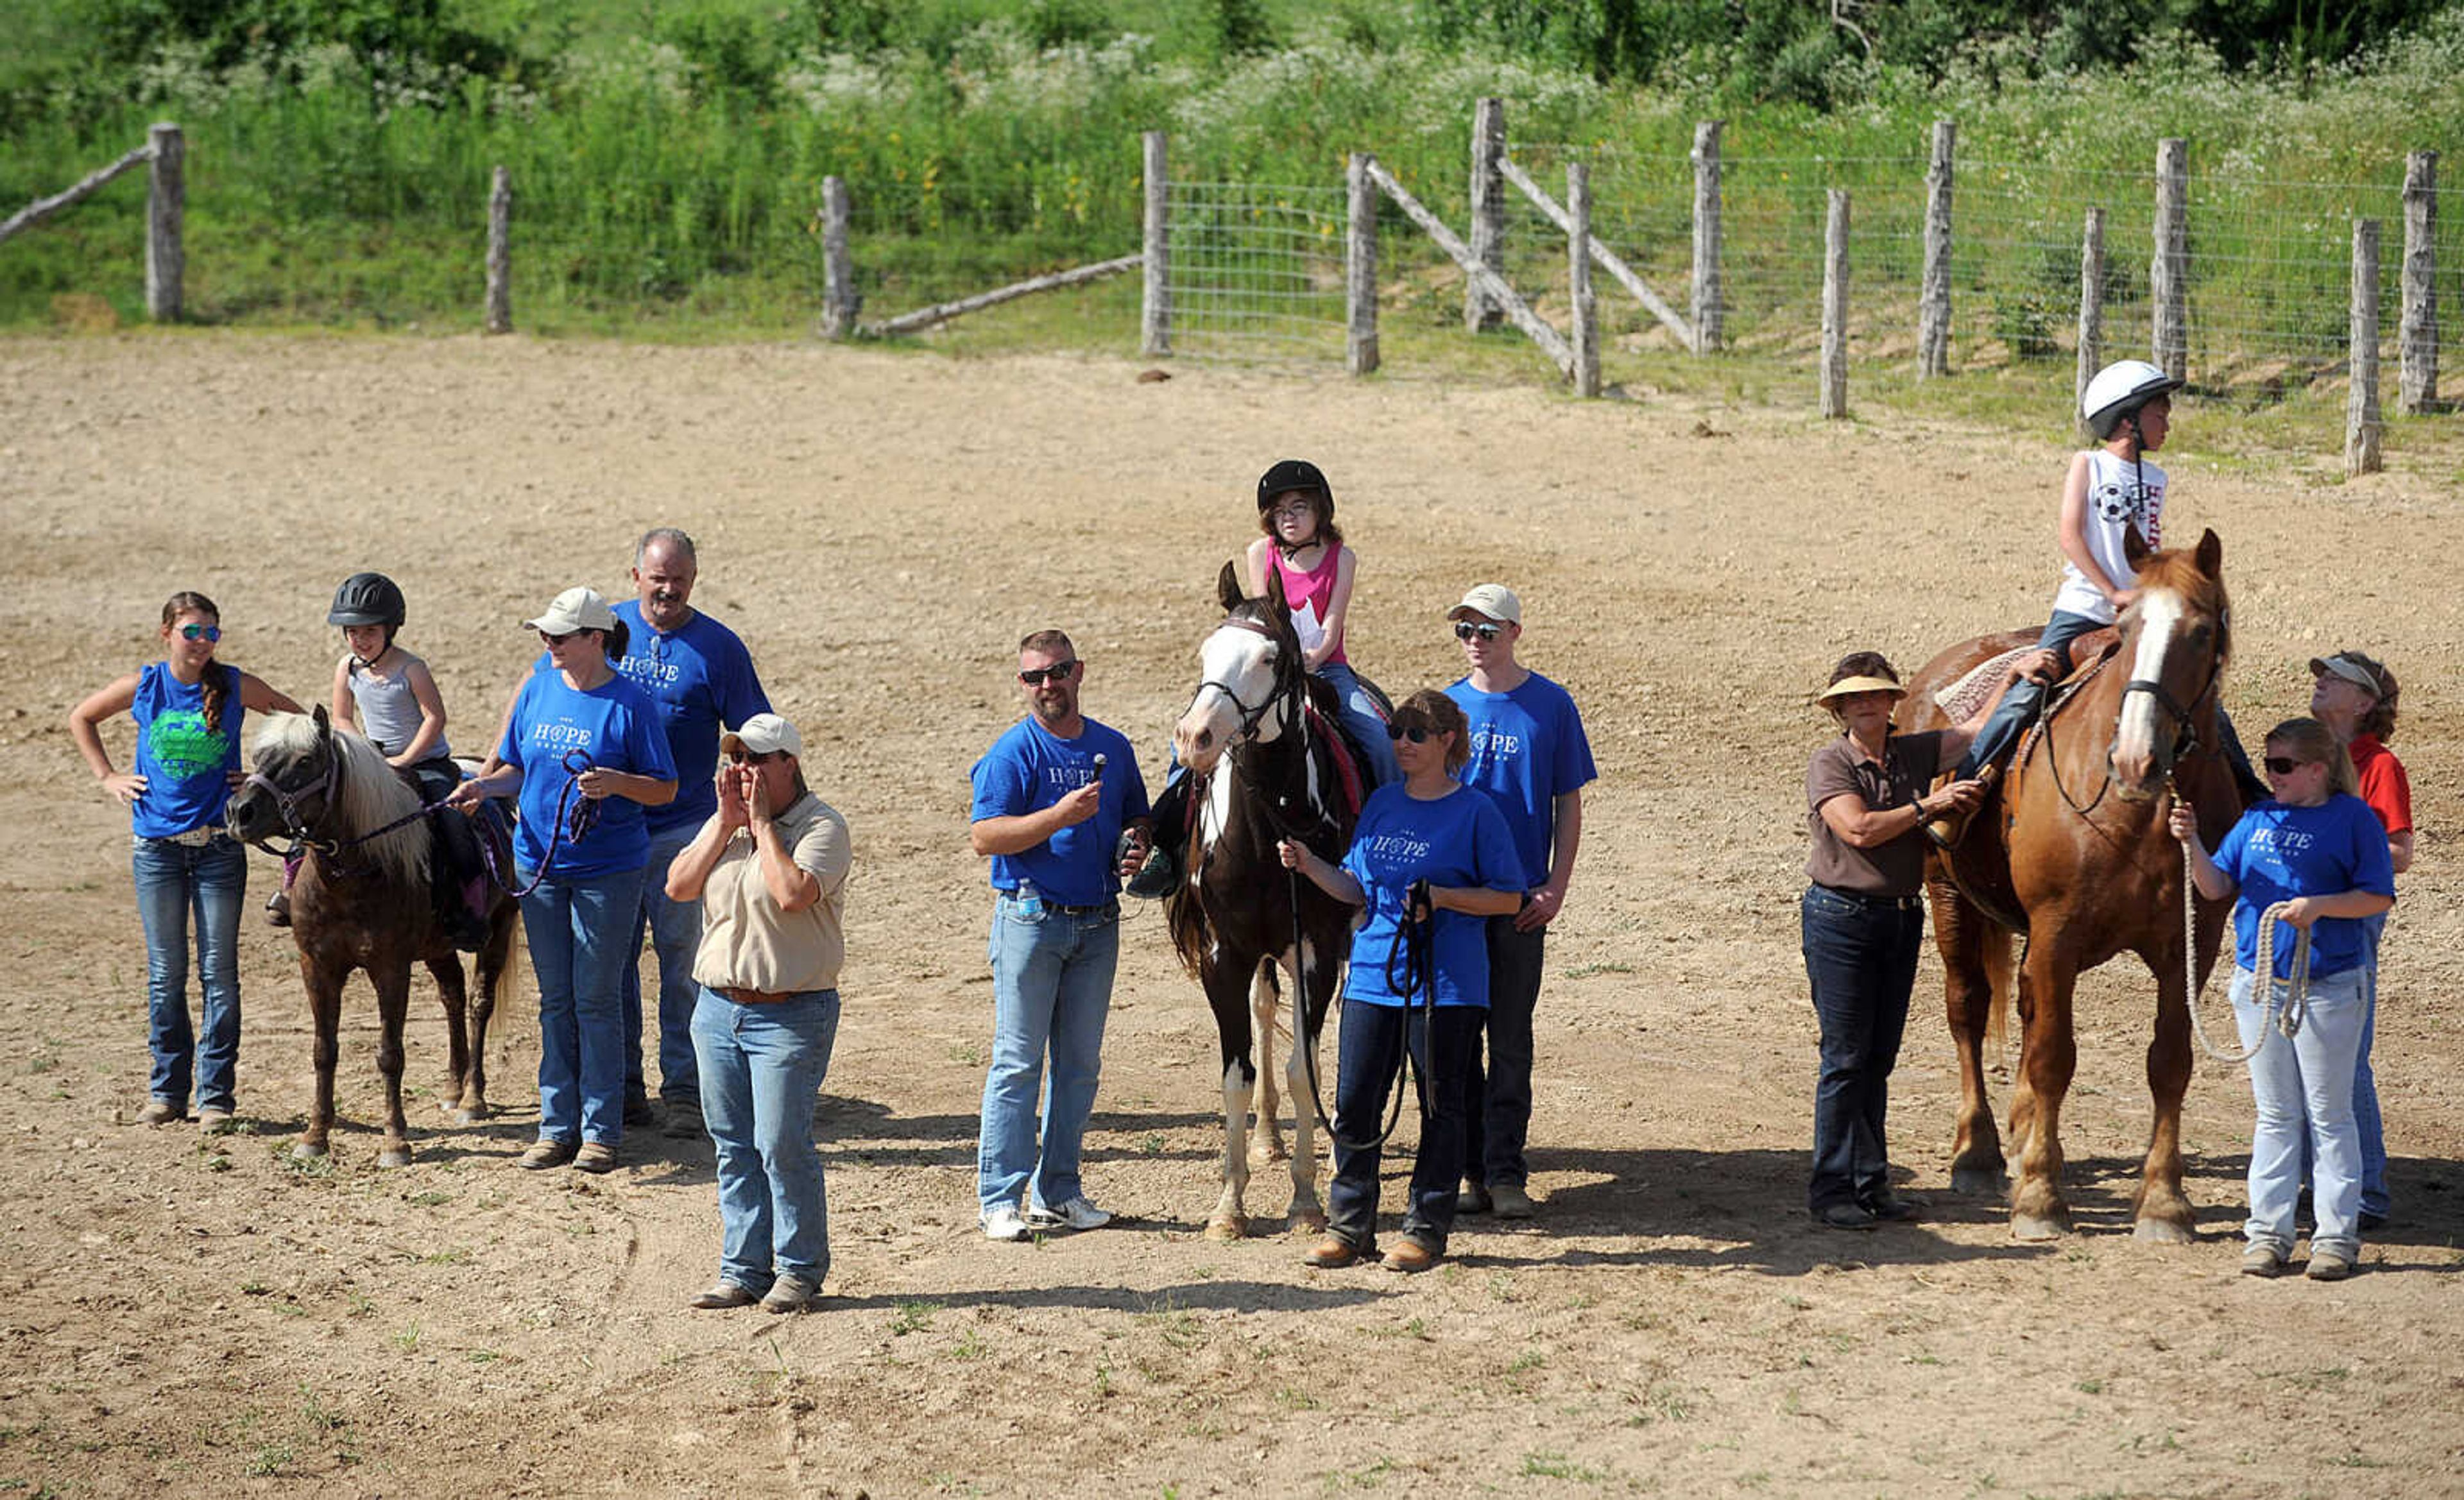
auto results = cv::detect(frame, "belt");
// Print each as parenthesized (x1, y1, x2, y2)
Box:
(1002, 891, 1115, 916)
(144, 828, 223, 849)
(1813, 883, 1923, 912)
(715, 986, 795, 1006)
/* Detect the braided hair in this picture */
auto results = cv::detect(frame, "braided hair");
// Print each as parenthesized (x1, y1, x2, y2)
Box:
(160, 590, 235, 733)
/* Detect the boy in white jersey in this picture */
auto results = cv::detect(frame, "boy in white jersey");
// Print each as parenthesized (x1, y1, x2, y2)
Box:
(1928, 361, 2180, 845)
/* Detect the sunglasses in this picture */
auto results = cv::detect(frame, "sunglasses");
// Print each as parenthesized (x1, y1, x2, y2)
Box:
(2262, 756, 2313, 776)
(1453, 621, 1504, 642)
(179, 624, 223, 642)
(727, 749, 785, 766)
(1019, 660, 1080, 687)
(1387, 721, 1438, 744)
(540, 629, 586, 646)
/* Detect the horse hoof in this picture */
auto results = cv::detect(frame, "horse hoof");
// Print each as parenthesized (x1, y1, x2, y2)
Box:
(1948, 1167, 2008, 1198)
(1251, 1140, 1289, 1166)
(378, 1146, 413, 1169)
(2010, 1213, 2066, 1243)
(1290, 1207, 1328, 1234)
(450, 1105, 488, 1127)
(1205, 1214, 1248, 1243)
(2133, 1216, 2196, 1245)
(291, 1141, 329, 1162)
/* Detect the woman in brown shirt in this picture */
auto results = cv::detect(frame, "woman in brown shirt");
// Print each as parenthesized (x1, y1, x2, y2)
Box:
(1801, 649, 2030, 1229)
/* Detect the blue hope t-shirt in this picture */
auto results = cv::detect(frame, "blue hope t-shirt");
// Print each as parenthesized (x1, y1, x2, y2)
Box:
(497, 670, 678, 878)
(1339, 783, 1525, 1009)
(130, 661, 243, 839)
(2210, 793, 2395, 980)
(969, 715, 1149, 908)
(1446, 670, 1597, 891)
(588, 602, 771, 837)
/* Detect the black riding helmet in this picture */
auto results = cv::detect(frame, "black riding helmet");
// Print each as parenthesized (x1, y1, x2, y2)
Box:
(1256, 457, 1333, 522)
(327, 571, 407, 629)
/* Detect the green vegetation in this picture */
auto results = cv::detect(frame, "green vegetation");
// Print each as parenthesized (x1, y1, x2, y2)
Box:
(4, 0, 2463, 414)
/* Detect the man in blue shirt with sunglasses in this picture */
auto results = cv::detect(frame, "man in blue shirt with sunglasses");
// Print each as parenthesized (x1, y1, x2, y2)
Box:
(1444, 584, 1597, 1220)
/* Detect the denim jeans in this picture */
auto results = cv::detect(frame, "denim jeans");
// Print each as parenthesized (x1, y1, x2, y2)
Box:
(2236, 963, 2370, 1263)
(1316, 662, 1398, 787)
(623, 824, 702, 1107)
(1956, 609, 2105, 777)
(2356, 912, 2389, 1218)
(131, 833, 248, 1112)
(692, 986, 839, 1291)
(1463, 917, 1546, 1190)
(1801, 884, 1924, 1213)
(1327, 999, 1479, 1252)
(979, 893, 1119, 1216)
(518, 865, 647, 1146)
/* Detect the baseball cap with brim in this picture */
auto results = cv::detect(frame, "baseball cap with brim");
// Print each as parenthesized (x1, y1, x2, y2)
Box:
(1446, 583, 1523, 625)
(525, 586, 617, 635)
(2309, 653, 2384, 698)
(1817, 675, 1907, 703)
(721, 713, 803, 759)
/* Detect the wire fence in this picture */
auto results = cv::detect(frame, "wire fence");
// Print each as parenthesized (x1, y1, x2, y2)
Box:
(1162, 180, 1348, 362)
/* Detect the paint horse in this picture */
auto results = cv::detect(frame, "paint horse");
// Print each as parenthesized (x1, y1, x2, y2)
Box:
(1900, 529, 2243, 1241)
(225, 708, 519, 1165)
(1163, 560, 1368, 1240)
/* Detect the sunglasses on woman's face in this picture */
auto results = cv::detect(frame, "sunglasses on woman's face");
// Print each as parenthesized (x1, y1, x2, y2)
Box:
(1387, 720, 1436, 744)
(180, 624, 223, 642)
(1453, 621, 1503, 643)
(2262, 756, 2313, 776)
(1018, 660, 1079, 687)
(540, 629, 580, 647)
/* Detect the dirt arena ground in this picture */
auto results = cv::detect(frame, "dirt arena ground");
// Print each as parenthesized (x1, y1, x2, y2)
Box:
(1, 335, 2460, 1497)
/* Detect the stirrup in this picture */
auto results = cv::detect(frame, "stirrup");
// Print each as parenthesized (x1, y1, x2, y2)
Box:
(1922, 763, 1998, 851)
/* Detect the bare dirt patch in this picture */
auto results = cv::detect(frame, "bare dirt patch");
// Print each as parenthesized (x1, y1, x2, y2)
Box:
(1, 334, 2460, 1497)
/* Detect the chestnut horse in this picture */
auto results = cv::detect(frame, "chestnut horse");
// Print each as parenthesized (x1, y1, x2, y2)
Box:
(1900, 529, 2243, 1241)
(1163, 561, 1365, 1240)
(225, 708, 519, 1165)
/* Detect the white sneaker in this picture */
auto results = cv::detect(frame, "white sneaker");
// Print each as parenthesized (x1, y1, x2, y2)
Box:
(1025, 1195, 1111, 1232)
(982, 1205, 1031, 1242)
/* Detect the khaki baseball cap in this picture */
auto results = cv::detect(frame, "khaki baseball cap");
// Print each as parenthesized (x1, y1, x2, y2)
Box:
(2309, 652, 2385, 699)
(1446, 583, 1523, 625)
(525, 586, 617, 635)
(721, 712, 803, 759)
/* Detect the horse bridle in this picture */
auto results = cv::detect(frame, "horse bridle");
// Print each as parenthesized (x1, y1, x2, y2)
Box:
(239, 737, 344, 858)
(2116, 611, 2227, 779)
(1186, 615, 1300, 748)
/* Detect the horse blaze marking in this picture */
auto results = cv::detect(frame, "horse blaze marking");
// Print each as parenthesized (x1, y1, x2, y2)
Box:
(2116, 590, 2187, 776)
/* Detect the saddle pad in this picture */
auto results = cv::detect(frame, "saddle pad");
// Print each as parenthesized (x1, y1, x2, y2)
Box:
(1304, 703, 1368, 820)
(1934, 645, 2039, 724)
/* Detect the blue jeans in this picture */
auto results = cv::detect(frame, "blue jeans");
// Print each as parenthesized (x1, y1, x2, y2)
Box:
(1463, 917, 1546, 1189)
(1317, 662, 1397, 787)
(624, 825, 701, 1107)
(692, 986, 839, 1291)
(1956, 610, 2105, 777)
(132, 833, 248, 1112)
(2236, 964, 2370, 1263)
(979, 893, 1119, 1216)
(1327, 998, 1479, 1252)
(518, 865, 646, 1147)
(1801, 884, 1924, 1213)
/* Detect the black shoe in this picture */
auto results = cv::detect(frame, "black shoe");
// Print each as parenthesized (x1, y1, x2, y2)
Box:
(1863, 1191, 1924, 1222)
(1456, 1182, 1494, 1215)
(265, 891, 292, 928)
(1815, 1202, 1878, 1231)
(622, 1095, 658, 1129)
(2359, 1209, 2389, 1231)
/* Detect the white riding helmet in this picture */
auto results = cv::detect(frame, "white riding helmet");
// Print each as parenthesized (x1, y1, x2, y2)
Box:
(2082, 359, 2182, 439)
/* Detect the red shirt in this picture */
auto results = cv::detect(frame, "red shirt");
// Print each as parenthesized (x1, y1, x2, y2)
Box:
(2349, 733, 2412, 837)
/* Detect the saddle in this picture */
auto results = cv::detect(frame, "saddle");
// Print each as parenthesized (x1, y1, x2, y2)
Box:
(1933, 630, 2121, 726)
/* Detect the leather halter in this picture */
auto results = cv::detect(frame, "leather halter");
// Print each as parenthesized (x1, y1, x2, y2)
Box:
(1188, 615, 1297, 746)
(240, 737, 343, 857)
(2116, 624, 2225, 778)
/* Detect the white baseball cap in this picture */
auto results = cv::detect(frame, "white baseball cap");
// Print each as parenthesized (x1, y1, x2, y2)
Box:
(1446, 583, 1523, 625)
(721, 712, 803, 759)
(524, 586, 617, 635)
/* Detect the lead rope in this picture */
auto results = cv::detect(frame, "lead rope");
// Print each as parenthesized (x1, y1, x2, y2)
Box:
(2178, 778, 2311, 1064)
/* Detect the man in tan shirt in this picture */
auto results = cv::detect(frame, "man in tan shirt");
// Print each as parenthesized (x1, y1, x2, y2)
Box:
(665, 713, 850, 1313)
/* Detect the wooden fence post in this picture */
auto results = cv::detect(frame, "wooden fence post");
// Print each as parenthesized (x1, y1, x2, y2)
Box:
(1568, 162, 1599, 398)
(1348, 153, 1379, 377)
(145, 122, 183, 323)
(2401, 149, 2438, 415)
(2076, 206, 2105, 441)
(819, 176, 855, 340)
(1691, 120, 1724, 354)
(2152, 137, 2187, 382)
(2349, 217, 2383, 477)
(1142, 131, 1170, 357)
(1821, 189, 1850, 419)
(1466, 97, 1505, 334)
(483, 166, 512, 335)
(1919, 119, 1955, 379)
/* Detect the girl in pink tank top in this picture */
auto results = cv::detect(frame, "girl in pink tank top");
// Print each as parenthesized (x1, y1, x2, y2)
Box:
(1244, 459, 1396, 786)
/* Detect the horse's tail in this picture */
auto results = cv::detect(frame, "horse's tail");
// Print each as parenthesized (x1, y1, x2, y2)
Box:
(1983, 922, 2013, 1059)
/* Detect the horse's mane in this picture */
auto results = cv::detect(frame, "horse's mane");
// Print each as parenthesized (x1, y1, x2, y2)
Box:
(2130, 542, 2232, 663)
(255, 713, 430, 889)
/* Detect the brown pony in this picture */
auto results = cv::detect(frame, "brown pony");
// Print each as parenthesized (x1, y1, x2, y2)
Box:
(225, 708, 519, 1165)
(1899, 529, 2243, 1241)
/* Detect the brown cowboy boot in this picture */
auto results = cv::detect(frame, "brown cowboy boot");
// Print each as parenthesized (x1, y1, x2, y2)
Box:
(1922, 763, 1999, 851)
